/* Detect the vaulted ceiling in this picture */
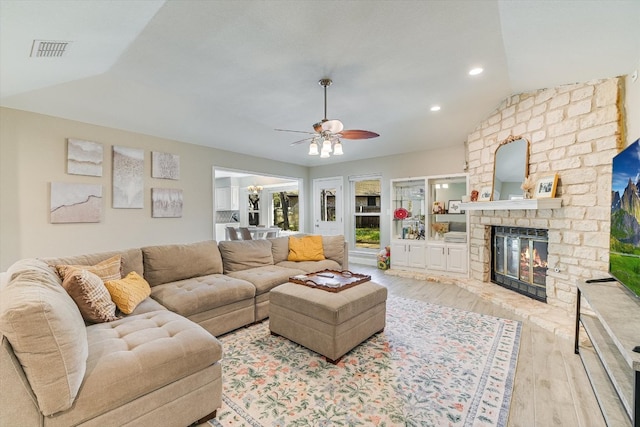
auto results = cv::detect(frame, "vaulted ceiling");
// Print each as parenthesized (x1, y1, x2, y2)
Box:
(1, 1, 638, 166)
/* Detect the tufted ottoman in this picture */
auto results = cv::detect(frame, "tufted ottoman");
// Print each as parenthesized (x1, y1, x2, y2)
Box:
(269, 281, 387, 363)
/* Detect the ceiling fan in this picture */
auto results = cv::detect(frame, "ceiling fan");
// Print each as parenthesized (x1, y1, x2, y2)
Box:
(275, 78, 379, 157)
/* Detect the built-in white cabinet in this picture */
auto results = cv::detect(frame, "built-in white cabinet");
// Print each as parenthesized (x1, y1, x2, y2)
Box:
(426, 242, 467, 274)
(391, 242, 425, 269)
(215, 186, 239, 211)
(390, 174, 469, 276)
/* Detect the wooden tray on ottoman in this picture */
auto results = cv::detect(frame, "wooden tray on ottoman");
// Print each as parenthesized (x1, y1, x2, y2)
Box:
(289, 269, 371, 293)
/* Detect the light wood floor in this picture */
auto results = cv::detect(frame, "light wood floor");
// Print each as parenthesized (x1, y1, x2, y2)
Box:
(355, 264, 606, 427)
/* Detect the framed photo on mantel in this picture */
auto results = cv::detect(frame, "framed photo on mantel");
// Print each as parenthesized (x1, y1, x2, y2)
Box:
(535, 173, 558, 198)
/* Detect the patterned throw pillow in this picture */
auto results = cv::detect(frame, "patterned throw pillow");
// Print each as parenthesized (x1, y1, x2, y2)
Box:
(287, 235, 326, 262)
(55, 255, 122, 282)
(62, 269, 118, 323)
(104, 272, 151, 314)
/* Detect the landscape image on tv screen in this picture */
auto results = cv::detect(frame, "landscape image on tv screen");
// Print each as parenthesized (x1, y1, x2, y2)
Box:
(610, 138, 640, 298)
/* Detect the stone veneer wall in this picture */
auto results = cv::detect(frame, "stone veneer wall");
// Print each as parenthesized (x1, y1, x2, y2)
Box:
(466, 77, 625, 314)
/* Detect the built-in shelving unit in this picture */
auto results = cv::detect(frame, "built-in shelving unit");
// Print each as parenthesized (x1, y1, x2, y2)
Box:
(575, 281, 640, 427)
(390, 174, 469, 275)
(459, 198, 561, 211)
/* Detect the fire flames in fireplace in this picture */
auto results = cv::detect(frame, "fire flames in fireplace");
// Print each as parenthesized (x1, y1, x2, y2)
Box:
(492, 226, 548, 302)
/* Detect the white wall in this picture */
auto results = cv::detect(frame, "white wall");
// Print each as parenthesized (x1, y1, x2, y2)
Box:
(0, 107, 308, 270)
(308, 145, 466, 250)
(625, 58, 640, 145)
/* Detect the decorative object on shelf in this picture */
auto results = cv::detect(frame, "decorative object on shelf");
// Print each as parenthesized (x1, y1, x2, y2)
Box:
(470, 190, 479, 202)
(447, 200, 463, 214)
(461, 195, 471, 203)
(393, 207, 409, 220)
(276, 78, 379, 158)
(431, 222, 449, 239)
(432, 201, 444, 214)
(479, 186, 492, 201)
(534, 173, 558, 198)
(151, 188, 183, 218)
(50, 182, 102, 223)
(67, 138, 103, 177)
(520, 175, 535, 199)
(151, 151, 180, 180)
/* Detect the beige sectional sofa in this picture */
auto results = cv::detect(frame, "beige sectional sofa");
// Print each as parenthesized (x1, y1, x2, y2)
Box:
(0, 235, 347, 427)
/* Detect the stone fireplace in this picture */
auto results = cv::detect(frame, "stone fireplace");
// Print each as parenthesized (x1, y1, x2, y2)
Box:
(491, 226, 548, 302)
(465, 77, 624, 314)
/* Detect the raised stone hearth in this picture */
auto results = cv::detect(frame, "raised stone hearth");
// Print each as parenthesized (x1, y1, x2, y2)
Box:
(384, 268, 573, 338)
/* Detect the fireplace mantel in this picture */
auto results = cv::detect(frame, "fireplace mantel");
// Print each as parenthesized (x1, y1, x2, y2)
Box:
(459, 198, 561, 211)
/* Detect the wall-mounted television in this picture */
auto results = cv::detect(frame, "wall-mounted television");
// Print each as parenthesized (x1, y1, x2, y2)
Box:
(609, 138, 640, 298)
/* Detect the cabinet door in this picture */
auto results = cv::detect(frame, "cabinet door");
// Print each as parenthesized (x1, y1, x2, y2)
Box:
(215, 187, 231, 210)
(446, 244, 468, 273)
(391, 242, 408, 267)
(407, 243, 425, 268)
(230, 186, 239, 210)
(427, 243, 446, 271)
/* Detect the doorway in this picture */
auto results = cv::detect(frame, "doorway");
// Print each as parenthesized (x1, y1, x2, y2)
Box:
(313, 177, 344, 236)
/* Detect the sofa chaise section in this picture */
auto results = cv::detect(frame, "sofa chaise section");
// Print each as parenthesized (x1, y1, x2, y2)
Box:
(0, 258, 222, 427)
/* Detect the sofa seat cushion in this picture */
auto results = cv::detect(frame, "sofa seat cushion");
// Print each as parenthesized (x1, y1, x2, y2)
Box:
(276, 259, 342, 274)
(150, 274, 255, 317)
(218, 239, 274, 273)
(50, 310, 222, 426)
(227, 265, 305, 296)
(142, 241, 223, 286)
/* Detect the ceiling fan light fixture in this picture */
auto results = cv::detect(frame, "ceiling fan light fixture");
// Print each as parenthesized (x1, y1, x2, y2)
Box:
(321, 138, 332, 154)
(320, 150, 331, 158)
(333, 141, 344, 155)
(308, 141, 319, 155)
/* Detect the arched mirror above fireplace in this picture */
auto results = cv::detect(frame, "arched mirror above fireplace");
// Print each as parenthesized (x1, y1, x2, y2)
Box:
(491, 136, 530, 200)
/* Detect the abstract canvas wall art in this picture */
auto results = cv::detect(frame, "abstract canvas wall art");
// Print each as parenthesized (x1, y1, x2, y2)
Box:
(151, 151, 180, 180)
(67, 138, 103, 176)
(50, 182, 102, 223)
(152, 188, 183, 218)
(112, 146, 144, 208)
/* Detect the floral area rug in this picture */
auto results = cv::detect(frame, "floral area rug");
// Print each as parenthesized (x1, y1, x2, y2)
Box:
(210, 296, 521, 427)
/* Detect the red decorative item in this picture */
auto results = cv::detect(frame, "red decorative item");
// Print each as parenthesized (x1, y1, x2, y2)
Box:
(394, 208, 409, 219)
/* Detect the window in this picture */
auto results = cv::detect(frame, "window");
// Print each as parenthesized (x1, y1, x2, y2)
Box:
(272, 190, 299, 231)
(351, 177, 381, 249)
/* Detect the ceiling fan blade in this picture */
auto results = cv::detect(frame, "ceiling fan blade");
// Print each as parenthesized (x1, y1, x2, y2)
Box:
(289, 136, 314, 146)
(275, 128, 317, 135)
(321, 119, 344, 134)
(340, 130, 380, 139)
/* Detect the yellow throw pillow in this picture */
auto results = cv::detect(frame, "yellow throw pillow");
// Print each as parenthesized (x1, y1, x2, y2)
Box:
(287, 235, 325, 262)
(56, 255, 122, 282)
(104, 272, 151, 315)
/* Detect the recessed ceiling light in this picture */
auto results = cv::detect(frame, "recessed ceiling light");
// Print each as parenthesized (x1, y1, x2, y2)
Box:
(469, 67, 483, 76)
(430, 105, 441, 112)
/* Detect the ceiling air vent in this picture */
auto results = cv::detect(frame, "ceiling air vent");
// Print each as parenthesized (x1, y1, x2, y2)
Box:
(30, 40, 71, 57)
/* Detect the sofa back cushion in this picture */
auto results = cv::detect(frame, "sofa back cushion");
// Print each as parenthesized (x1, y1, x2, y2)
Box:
(44, 248, 143, 277)
(142, 240, 223, 286)
(0, 259, 88, 416)
(219, 239, 274, 273)
(271, 234, 345, 267)
(321, 235, 346, 266)
(270, 236, 290, 264)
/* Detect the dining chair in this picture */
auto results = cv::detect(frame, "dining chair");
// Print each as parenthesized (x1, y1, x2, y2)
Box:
(239, 227, 253, 240)
(226, 226, 240, 241)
